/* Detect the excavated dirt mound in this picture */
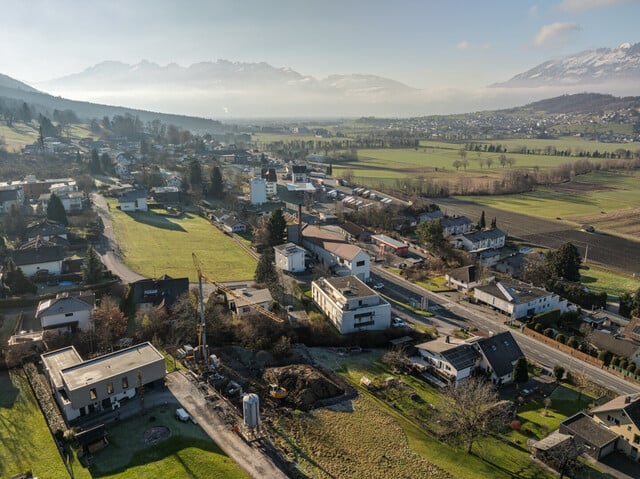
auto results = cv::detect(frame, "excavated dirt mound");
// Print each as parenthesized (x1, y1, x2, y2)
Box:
(266, 365, 345, 411)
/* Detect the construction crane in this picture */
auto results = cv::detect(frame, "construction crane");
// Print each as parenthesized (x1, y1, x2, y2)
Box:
(192, 252, 285, 324)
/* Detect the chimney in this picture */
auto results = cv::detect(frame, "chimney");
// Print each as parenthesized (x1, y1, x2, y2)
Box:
(445, 335, 450, 343)
(625, 396, 632, 404)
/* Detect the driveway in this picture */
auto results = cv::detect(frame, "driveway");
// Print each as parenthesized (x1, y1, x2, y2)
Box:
(91, 193, 145, 284)
(166, 372, 289, 479)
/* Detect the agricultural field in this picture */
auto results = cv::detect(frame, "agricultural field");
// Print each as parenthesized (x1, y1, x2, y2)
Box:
(89, 405, 248, 479)
(0, 370, 90, 479)
(0, 122, 40, 152)
(299, 348, 578, 479)
(107, 203, 256, 281)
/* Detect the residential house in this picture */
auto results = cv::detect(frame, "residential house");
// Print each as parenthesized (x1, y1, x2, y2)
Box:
(250, 177, 267, 205)
(337, 221, 372, 243)
(261, 168, 278, 197)
(590, 330, 640, 367)
(473, 279, 571, 320)
(36, 293, 95, 333)
(302, 225, 370, 281)
(452, 228, 507, 252)
(311, 275, 391, 334)
(415, 336, 479, 386)
(130, 275, 189, 311)
(118, 189, 148, 212)
(41, 342, 166, 422)
(223, 217, 247, 234)
(11, 237, 64, 277)
(371, 234, 409, 257)
(474, 248, 502, 268)
(592, 393, 640, 460)
(25, 219, 68, 242)
(559, 412, 618, 460)
(474, 331, 524, 385)
(274, 242, 307, 273)
(530, 432, 580, 469)
(495, 253, 526, 278)
(417, 210, 444, 223)
(226, 287, 273, 319)
(441, 216, 473, 236)
(291, 165, 308, 183)
(0, 185, 24, 213)
(445, 264, 493, 292)
(150, 186, 181, 204)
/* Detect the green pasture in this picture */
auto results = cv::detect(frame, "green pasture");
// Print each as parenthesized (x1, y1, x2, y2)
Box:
(461, 171, 640, 221)
(108, 202, 256, 281)
(0, 122, 39, 152)
(580, 264, 640, 298)
(0, 370, 90, 479)
(89, 405, 248, 479)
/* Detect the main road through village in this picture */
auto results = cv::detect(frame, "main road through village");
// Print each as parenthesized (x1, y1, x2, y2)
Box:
(372, 265, 640, 396)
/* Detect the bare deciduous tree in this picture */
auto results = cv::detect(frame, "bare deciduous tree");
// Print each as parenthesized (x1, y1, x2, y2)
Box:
(440, 376, 510, 454)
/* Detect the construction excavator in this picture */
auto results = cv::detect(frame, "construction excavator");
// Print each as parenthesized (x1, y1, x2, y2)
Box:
(266, 370, 288, 399)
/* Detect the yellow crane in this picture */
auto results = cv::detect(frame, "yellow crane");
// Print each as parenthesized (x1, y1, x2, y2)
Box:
(192, 252, 285, 324)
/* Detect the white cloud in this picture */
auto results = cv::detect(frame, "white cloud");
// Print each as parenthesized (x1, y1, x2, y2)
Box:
(533, 22, 580, 47)
(557, 0, 638, 12)
(457, 40, 491, 50)
(529, 5, 539, 16)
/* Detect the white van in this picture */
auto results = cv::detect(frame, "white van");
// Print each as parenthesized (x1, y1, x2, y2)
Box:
(175, 408, 190, 422)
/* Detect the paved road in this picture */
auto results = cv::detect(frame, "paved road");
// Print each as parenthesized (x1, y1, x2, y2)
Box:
(373, 265, 640, 396)
(167, 371, 289, 479)
(91, 193, 146, 284)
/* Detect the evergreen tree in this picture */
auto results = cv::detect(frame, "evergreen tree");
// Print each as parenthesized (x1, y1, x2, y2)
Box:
(267, 208, 287, 247)
(100, 152, 112, 174)
(188, 159, 202, 188)
(3, 204, 26, 239)
(46, 193, 68, 226)
(255, 249, 278, 285)
(210, 166, 224, 199)
(512, 356, 529, 389)
(546, 242, 581, 282)
(89, 148, 101, 173)
(415, 218, 445, 250)
(4, 260, 37, 295)
(478, 210, 486, 229)
(491, 217, 497, 228)
(82, 246, 103, 285)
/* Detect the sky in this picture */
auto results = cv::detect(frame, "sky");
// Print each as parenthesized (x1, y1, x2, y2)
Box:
(2, 0, 639, 89)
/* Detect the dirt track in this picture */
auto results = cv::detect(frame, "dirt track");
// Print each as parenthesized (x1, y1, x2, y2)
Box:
(435, 197, 640, 275)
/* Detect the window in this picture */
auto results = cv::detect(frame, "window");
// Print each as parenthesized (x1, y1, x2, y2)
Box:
(89, 388, 97, 400)
(634, 434, 640, 445)
(122, 377, 129, 389)
(107, 382, 114, 395)
(65, 312, 74, 317)
(356, 260, 365, 267)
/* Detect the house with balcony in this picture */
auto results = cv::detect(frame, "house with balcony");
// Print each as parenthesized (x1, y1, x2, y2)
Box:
(311, 276, 390, 334)
(415, 336, 479, 386)
(452, 228, 507, 252)
(591, 393, 640, 461)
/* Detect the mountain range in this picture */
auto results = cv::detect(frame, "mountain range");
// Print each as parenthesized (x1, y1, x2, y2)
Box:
(1, 42, 639, 119)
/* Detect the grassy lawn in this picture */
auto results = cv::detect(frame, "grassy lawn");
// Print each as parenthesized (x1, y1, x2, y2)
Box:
(0, 370, 90, 479)
(308, 349, 554, 479)
(89, 405, 248, 479)
(580, 264, 640, 298)
(108, 203, 256, 281)
(0, 122, 39, 152)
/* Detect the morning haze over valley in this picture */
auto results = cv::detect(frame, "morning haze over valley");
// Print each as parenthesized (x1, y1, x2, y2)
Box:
(2, 1, 640, 479)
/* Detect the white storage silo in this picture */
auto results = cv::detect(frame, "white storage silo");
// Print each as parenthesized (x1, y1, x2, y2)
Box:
(242, 393, 260, 429)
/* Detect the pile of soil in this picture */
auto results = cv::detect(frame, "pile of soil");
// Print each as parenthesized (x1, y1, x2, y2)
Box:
(266, 365, 345, 411)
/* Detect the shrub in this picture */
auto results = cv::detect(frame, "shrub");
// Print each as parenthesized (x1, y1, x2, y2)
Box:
(555, 333, 566, 344)
(597, 350, 613, 366)
(534, 323, 543, 333)
(543, 328, 554, 338)
(610, 356, 620, 367)
(627, 363, 636, 374)
(619, 359, 629, 370)
(553, 365, 565, 381)
(567, 336, 579, 348)
(533, 309, 561, 329)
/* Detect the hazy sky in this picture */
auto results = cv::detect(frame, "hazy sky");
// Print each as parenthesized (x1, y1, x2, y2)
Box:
(2, 0, 639, 88)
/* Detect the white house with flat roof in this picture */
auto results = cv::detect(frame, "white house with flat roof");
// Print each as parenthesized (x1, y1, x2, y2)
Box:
(41, 342, 166, 422)
(311, 275, 390, 334)
(274, 242, 306, 273)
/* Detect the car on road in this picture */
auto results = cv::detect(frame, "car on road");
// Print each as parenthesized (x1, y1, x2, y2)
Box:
(373, 283, 384, 290)
(391, 317, 406, 328)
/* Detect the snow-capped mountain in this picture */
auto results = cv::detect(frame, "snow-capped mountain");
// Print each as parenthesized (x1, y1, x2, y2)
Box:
(495, 42, 640, 87)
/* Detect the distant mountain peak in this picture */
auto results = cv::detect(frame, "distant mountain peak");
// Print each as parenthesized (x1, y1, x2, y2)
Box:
(494, 42, 640, 88)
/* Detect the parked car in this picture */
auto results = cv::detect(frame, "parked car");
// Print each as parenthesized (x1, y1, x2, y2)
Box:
(373, 283, 384, 290)
(391, 317, 406, 328)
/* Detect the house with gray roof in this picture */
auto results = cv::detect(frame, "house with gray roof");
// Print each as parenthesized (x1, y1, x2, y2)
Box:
(441, 216, 473, 236)
(452, 228, 507, 252)
(118, 189, 147, 212)
(11, 237, 64, 277)
(591, 393, 640, 460)
(474, 331, 524, 385)
(474, 279, 572, 320)
(559, 412, 618, 460)
(0, 185, 24, 213)
(445, 264, 493, 292)
(36, 293, 95, 333)
(25, 219, 68, 242)
(415, 336, 480, 386)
